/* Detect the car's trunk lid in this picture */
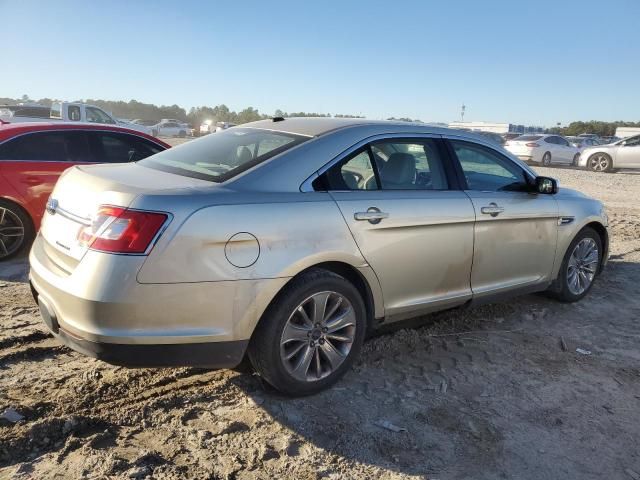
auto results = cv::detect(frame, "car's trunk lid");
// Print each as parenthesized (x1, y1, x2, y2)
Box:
(40, 163, 212, 263)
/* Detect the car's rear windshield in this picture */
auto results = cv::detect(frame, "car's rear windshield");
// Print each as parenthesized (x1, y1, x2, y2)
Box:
(138, 127, 309, 182)
(513, 135, 542, 141)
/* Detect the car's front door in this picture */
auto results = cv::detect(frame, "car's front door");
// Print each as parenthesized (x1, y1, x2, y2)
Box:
(317, 136, 476, 321)
(446, 138, 559, 298)
(616, 135, 640, 168)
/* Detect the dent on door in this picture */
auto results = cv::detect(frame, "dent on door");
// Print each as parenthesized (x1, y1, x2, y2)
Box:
(466, 191, 559, 296)
(330, 190, 476, 320)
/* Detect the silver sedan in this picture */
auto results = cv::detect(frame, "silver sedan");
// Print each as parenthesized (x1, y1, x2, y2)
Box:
(30, 118, 609, 395)
(578, 134, 640, 172)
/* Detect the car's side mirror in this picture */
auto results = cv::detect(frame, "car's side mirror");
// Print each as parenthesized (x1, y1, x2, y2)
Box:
(535, 176, 559, 194)
(620, 140, 627, 146)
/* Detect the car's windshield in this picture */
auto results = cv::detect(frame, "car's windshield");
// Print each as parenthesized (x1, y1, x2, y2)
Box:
(139, 127, 309, 182)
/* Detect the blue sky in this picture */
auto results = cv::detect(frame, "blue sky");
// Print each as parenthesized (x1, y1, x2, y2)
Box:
(2, 0, 638, 126)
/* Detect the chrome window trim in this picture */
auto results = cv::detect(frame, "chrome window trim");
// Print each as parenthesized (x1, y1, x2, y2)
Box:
(300, 132, 443, 192)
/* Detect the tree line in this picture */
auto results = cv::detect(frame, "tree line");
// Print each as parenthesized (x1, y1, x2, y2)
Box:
(1, 95, 367, 126)
(3, 95, 637, 134)
(547, 120, 640, 137)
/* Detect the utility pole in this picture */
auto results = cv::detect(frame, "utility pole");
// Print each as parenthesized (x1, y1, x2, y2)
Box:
(461, 103, 466, 122)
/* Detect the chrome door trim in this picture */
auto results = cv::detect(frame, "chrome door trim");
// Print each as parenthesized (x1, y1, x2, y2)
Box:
(300, 132, 443, 192)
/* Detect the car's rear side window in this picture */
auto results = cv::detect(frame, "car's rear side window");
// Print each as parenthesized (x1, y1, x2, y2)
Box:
(139, 127, 309, 182)
(0, 131, 92, 162)
(89, 132, 164, 163)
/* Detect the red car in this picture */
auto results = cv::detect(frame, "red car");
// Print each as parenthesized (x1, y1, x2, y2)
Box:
(0, 122, 170, 260)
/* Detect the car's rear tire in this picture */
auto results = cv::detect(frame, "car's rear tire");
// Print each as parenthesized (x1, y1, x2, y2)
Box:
(248, 268, 366, 396)
(0, 199, 35, 261)
(542, 152, 552, 166)
(548, 227, 602, 303)
(588, 153, 613, 172)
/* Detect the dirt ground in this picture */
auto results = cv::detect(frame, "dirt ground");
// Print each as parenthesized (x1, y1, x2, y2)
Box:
(1, 165, 639, 480)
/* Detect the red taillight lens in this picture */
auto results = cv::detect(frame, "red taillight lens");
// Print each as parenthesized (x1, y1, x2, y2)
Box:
(525, 142, 540, 147)
(77, 206, 168, 254)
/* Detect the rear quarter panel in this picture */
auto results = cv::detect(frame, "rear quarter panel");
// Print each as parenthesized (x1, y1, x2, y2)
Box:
(136, 192, 376, 283)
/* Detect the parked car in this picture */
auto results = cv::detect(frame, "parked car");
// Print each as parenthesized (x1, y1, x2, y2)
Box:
(566, 136, 600, 151)
(577, 134, 640, 172)
(30, 118, 608, 396)
(155, 121, 190, 138)
(505, 134, 580, 166)
(0, 122, 169, 260)
(0, 102, 154, 136)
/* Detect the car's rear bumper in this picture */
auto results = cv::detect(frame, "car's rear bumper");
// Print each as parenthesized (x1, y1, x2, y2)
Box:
(28, 233, 289, 367)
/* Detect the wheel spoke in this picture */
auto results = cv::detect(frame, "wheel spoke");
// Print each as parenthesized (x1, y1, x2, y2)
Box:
(323, 295, 343, 323)
(281, 322, 311, 345)
(311, 292, 330, 324)
(0, 208, 5, 225)
(0, 238, 8, 256)
(313, 347, 322, 379)
(291, 344, 315, 379)
(319, 340, 344, 369)
(296, 305, 313, 327)
(0, 226, 24, 237)
(326, 333, 352, 343)
(325, 308, 355, 333)
(284, 342, 306, 360)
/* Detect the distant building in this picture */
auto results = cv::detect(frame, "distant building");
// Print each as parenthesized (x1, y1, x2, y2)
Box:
(615, 127, 640, 138)
(448, 121, 544, 134)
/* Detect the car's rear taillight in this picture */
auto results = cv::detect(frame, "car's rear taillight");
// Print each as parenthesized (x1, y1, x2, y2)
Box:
(77, 206, 168, 254)
(525, 142, 540, 147)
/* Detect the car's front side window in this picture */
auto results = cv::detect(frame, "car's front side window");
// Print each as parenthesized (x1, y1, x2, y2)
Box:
(451, 140, 529, 192)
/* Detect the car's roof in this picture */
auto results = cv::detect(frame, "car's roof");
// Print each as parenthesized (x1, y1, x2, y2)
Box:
(0, 121, 170, 146)
(242, 117, 454, 138)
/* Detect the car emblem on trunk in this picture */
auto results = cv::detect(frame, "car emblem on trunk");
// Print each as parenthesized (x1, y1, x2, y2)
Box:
(46, 198, 58, 215)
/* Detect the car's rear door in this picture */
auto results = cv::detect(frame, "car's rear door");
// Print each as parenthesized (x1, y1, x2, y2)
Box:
(0, 130, 92, 226)
(318, 135, 476, 321)
(445, 137, 558, 298)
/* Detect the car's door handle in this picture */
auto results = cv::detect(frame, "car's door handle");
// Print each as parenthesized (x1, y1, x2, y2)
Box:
(480, 203, 505, 217)
(354, 208, 389, 224)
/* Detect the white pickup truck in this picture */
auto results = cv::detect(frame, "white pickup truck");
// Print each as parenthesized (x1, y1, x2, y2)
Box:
(0, 102, 153, 136)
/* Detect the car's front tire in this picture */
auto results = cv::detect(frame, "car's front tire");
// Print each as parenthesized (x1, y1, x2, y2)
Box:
(0, 199, 35, 261)
(549, 227, 602, 302)
(248, 268, 366, 396)
(588, 153, 613, 172)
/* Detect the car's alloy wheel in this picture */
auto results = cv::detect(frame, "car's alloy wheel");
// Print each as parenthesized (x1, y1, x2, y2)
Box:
(542, 152, 552, 166)
(589, 154, 611, 172)
(0, 206, 26, 260)
(566, 238, 599, 295)
(548, 227, 602, 302)
(248, 268, 366, 396)
(280, 291, 356, 382)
